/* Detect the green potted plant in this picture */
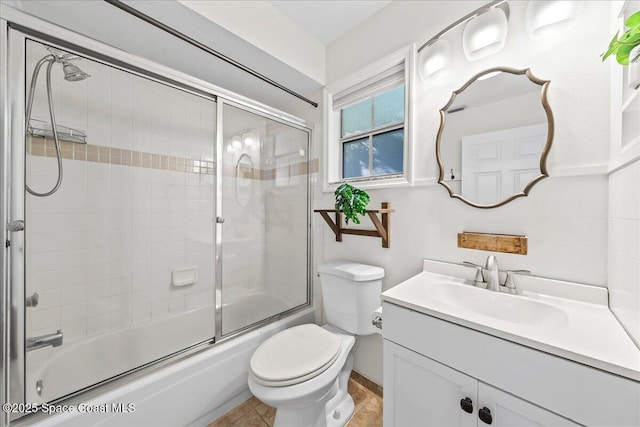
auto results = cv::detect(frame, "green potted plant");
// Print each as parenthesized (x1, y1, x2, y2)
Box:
(334, 183, 370, 225)
(602, 10, 640, 65)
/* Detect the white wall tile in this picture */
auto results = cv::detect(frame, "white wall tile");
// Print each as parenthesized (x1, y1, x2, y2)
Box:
(132, 305, 152, 323)
(110, 308, 132, 329)
(88, 297, 109, 317)
(151, 300, 169, 318)
(61, 302, 87, 324)
(87, 315, 109, 335)
(609, 160, 640, 347)
(62, 319, 87, 343)
(31, 307, 60, 331)
(61, 284, 87, 306)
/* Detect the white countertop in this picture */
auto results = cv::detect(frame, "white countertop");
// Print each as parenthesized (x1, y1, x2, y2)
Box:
(381, 260, 640, 382)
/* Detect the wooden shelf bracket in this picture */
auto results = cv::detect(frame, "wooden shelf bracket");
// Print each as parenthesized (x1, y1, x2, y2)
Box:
(314, 202, 394, 248)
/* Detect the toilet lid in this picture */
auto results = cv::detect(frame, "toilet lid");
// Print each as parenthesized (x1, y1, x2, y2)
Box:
(250, 324, 342, 386)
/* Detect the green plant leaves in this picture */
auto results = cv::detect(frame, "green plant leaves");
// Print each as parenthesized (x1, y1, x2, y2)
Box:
(334, 183, 370, 225)
(625, 10, 640, 28)
(602, 10, 640, 65)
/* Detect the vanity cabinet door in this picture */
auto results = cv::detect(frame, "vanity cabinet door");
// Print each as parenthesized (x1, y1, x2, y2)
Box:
(477, 382, 580, 427)
(384, 340, 477, 427)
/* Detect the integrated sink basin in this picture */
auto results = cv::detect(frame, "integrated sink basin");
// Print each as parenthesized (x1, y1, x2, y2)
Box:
(381, 259, 640, 382)
(427, 279, 569, 328)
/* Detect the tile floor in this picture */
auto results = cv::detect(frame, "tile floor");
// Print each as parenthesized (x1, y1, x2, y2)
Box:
(207, 377, 382, 427)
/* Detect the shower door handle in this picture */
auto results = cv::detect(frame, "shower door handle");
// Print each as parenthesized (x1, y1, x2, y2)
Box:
(216, 217, 225, 224)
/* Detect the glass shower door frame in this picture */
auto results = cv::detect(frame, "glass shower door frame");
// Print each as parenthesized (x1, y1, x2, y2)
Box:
(214, 98, 313, 340)
(4, 21, 28, 424)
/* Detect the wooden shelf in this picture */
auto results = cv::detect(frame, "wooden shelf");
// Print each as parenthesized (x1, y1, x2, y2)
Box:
(314, 202, 394, 248)
(458, 231, 528, 255)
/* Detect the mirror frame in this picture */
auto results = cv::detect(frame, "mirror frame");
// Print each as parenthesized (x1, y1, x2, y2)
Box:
(435, 66, 554, 208)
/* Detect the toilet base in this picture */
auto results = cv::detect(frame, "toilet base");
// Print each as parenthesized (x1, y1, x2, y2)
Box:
(324, 389, 354, 427)
(270, 353, 355, 427)
(324, 352, 355, 427)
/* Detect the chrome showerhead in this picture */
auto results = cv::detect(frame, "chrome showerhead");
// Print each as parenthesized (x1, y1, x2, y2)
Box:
(62, 61, 90, 82)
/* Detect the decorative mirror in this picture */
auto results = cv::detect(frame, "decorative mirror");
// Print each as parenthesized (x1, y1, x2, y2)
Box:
(436, 67, 553, 208)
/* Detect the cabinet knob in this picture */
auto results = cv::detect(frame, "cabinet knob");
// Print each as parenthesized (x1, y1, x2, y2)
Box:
(459, 397, 473, 414)
(479, 406, 493, 424)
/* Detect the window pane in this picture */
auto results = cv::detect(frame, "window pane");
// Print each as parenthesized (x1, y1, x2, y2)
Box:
(373, 86, 404, 128)
(341, 99, 371, 137)
(373, 129, 403, 175)
(343, 137, 370, 178)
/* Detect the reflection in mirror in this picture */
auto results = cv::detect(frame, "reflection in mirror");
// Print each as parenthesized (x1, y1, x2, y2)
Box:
(436, 67, 553, 208)
(235, 153, 254, 207)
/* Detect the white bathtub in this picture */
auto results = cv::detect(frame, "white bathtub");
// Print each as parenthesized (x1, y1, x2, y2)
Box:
(28, 305, 314, 426)
(26, 306, 217, 404)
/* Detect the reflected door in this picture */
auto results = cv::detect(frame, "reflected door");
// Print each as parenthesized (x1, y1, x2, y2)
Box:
(461, 123, 546, 205)
(220, 104, 310, 335)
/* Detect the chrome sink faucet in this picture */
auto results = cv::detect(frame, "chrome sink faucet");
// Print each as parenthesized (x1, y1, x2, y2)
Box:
(465, 257, 530, 294)
(485, 255, 500, 292)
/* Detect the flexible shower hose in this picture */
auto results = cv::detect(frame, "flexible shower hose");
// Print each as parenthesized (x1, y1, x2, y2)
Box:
(25, 55, 64, 197)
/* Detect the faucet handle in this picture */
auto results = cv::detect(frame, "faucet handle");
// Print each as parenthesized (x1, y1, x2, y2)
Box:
(503, 270, 530, 294)
(463, 261, 485, 287)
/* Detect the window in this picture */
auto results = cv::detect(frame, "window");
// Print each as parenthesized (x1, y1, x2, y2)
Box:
(324, 46, 413, 190)
(340, 85, 405, 179)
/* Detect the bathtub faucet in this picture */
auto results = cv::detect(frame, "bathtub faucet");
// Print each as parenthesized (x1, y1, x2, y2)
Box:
(26, 330, 63, 351)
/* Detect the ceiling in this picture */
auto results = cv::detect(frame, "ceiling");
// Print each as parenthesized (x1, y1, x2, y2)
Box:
(269, 0, 391, 44)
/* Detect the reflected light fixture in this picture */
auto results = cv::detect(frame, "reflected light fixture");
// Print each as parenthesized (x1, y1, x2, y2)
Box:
(463, 7, 509, 61)
(242, 132, 257, 147)
(231, 135, 242, 150)
(525, 0, 584, 40)
(418, 39, 452, 80)
(227, 135, 242, 152)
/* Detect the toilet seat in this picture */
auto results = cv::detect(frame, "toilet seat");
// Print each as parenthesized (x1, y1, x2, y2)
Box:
(250, 324, 342, 386)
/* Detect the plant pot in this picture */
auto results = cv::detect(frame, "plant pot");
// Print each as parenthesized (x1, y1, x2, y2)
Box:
(629, 45, 640, 90)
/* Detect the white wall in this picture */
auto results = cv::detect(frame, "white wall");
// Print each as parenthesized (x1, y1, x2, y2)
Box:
(320, 1, 613, 385)
(178, 0, 326, 84)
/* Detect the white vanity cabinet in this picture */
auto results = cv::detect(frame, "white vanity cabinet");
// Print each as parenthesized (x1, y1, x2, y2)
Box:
(384, 340, 578, 427)
(382, 301, 640, 427)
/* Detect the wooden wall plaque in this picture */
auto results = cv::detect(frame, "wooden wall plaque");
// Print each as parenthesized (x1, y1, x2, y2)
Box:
(457, 232, 528, 255)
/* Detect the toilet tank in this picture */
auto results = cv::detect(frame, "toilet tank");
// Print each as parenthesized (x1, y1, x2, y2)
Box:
(317, 261, 384, 336)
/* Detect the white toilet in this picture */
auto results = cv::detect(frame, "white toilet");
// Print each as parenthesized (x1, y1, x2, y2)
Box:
(248, 261, 384, 427)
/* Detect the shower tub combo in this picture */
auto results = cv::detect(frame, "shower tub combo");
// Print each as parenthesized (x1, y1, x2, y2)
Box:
(1, 7, 313, 427)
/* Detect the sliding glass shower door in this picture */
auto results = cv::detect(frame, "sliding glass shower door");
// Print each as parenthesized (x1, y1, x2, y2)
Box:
(219, 104, 310, 335)
(22, 38, 217, 403)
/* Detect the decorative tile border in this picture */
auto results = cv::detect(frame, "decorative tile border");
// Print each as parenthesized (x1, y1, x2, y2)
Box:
(28, 138, 318, 179)
(29, 138, 215, 175)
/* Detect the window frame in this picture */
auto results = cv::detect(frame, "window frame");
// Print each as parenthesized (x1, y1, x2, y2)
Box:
(323, 45, 415, 191)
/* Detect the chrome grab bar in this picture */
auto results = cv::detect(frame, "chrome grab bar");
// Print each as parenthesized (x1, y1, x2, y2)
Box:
(26, 330, 63, 351)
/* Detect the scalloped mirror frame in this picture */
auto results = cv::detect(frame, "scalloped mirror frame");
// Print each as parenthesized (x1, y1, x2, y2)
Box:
(435, 66, 554, 209)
